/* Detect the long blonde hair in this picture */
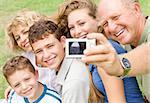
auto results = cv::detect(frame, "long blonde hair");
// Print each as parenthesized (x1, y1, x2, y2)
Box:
(5, 10, 48, 52)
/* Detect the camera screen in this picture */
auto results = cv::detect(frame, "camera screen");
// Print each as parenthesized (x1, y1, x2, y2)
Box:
(69, 42, 86, 55)
(65, 38, 95, 58)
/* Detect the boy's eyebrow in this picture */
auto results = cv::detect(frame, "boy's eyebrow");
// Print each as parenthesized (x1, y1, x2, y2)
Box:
(10, 80, 19, 87)
(46, 43, 53, 46)
(34, 48, 41, 53)
(45, 43, 54, 48)
(34, 42, 53, 52)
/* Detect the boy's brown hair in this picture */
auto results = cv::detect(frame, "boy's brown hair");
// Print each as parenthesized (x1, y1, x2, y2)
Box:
(29, 19, 68, 45)
(3, 56, 35, 84)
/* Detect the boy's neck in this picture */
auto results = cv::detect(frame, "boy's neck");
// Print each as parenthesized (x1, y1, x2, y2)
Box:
(56, 59, 64, 74)
(28, 82, 44, 102)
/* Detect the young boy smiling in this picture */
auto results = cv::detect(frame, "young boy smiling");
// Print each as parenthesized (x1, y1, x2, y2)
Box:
(3, 56, 62, 103)
(28, 20, 90, 103)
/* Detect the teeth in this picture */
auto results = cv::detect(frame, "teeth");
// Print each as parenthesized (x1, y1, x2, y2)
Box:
(45, 55, 55, 64)
(25, 44, 29, 47)
(24, 42, 30, 47)
(115, 29, 124, 37)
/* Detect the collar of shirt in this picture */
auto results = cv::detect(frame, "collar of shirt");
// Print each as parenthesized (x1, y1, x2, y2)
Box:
(55, 58, 74, 86)
(138, 16, 150, 45)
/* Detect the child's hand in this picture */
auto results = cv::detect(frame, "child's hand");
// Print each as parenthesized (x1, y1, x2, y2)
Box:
(4, 86, 12, 100)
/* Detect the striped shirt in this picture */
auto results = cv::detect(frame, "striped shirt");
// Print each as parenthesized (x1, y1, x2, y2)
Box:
(8, 84, 62, 103)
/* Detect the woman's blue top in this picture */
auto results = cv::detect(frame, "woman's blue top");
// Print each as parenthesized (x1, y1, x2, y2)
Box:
(89, 40, 144, 103)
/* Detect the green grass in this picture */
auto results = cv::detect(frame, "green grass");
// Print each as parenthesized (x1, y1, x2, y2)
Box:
(0, 0, 63, 99)
(0, 0, 150, 99)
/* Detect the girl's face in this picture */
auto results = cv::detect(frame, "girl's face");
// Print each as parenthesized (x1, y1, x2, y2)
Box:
(13, 25, 32, 52)
(68, 8, 98, 38)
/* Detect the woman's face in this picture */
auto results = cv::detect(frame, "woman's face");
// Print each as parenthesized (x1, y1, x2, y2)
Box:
(13, 25, 32, 52)
(68, 8, 98, 38)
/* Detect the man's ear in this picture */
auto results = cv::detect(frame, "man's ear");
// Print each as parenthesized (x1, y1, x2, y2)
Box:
(132, 2, 142, 17)
(60, 36, 66, 48)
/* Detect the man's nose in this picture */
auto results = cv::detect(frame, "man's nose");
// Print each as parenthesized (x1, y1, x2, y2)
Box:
(107, 20, 117, 33)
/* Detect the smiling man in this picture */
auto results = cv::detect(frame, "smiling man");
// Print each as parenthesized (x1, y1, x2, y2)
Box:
(82, 0, 150, 102)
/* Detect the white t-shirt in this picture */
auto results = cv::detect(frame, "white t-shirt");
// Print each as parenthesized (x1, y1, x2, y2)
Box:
(8, 84, 61, 103)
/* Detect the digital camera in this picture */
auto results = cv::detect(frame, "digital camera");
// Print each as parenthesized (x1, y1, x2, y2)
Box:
(65, 38, 96, 58)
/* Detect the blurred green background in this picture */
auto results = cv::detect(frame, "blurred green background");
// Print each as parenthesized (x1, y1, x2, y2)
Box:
(0, 0, 150, 99)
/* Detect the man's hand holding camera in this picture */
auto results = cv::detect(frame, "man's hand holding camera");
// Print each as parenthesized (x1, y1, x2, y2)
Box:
(82, 33, 124, 76)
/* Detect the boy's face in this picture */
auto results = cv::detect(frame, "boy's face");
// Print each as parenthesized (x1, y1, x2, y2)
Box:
(32, 34, 65, 70)
(8, 69, 38, 99)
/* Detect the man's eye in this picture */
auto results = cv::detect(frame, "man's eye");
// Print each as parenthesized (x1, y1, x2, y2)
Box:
(103, 22, 108, 28)
(112, 15, 119, 20)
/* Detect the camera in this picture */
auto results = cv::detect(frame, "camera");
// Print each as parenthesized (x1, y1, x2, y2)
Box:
(65, 38, 96, 58)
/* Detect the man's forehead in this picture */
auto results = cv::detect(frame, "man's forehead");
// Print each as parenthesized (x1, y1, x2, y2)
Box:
(97, 0, 123, 10)
(96, 0, 124, 19)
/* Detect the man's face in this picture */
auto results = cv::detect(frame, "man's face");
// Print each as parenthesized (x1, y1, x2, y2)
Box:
(32, 34, 65, 70)
(68, 8, 98, 39)
(8, 69, 38, 99)
(97, 0, 141, 45)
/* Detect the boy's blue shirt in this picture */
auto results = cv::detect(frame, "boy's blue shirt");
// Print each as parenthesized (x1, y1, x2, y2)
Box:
(89, 39, 144, 103)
